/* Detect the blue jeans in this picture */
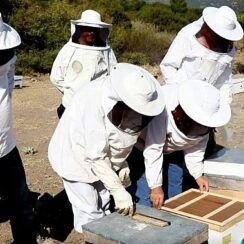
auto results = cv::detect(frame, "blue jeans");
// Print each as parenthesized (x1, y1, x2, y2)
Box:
(128, 149, 190, 207)
(135, 154, 184, 206)
(135, 174, 151, 207)
(0, 147, 37, 243)
(166, 161, 183, 198)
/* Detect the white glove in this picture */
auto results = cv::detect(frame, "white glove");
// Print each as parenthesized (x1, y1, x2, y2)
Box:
(91, 158, 134, 216)
(118, 167, 131, 188)
(112, 161, 131, 188)
(111, 188, 134, 216)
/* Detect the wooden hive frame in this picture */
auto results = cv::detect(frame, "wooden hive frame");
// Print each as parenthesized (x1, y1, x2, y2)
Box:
(161, 189, 244, 232)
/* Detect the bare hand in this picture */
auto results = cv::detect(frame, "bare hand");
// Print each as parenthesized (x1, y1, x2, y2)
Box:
(150, 186, 164, 209)
(196, 176, 209, 192)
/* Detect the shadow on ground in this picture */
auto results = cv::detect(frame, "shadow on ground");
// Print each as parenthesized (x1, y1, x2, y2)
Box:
(0, 190, 73, 242)
(35, 190, 73, 242)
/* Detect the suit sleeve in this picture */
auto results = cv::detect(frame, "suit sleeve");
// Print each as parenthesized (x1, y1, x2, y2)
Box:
(184, 134, 209, 179)
(143, 111, 167, 189)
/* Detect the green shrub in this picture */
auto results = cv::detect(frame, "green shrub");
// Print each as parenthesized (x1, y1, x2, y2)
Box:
(238, 13, 244, 29)
(170, 0, 187, 14)
(111, 26, 130, 54)
(112, 21, 175, 65)
(16, 49, 58, 74)
(119, 52, 150, 65)
(136, 2, 201, 32)
(1, 0, 203, 73)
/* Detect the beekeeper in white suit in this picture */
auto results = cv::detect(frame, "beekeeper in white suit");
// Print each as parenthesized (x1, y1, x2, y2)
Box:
(160, 6, 243, 103)
(133, 80, 231, 209)
(48, 63, 165, 233)
(158, 6, 243, 196)
(50, 9, 117, 118)
(0, 13, 37, 243)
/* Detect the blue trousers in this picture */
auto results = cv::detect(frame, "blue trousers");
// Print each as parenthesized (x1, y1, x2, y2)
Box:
(0, 147, 37, 243)
(127, 149, 197, 207)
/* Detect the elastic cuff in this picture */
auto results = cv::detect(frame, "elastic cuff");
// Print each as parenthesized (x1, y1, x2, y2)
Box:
(150, 184, 162, 190)
(193, 172, 203, 180)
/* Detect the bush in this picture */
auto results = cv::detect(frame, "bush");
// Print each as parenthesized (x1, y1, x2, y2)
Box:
(112, 21, 175, 65)
(119, 52, 150, 65)
(170, 0, 187, 14)
(1, 0, 204, 73)
(16, 49, 58, 74)
(238, 13, 244, 29)
(9, 0, 79, 74)
(136, 2, 201, 32)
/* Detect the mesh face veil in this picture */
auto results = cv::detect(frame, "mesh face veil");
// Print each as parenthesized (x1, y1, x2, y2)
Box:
(108, 102, 154, 134)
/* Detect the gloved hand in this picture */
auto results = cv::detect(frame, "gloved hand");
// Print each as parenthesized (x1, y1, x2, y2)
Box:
(112, 161, 131, 188)
(91, 158, 134, 216)
(111, 188, 134, 216)
(118, 167, 131, 188)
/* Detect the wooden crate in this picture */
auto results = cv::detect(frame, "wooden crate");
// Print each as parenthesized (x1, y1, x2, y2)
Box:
(161, 189, 244, 244)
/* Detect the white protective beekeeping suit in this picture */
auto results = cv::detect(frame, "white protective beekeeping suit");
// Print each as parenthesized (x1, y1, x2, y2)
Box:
(48, 63, 165, 232)
(160, 6, 243, 104)
(50, 10, 117, 108)
(0, 13, 21, 157)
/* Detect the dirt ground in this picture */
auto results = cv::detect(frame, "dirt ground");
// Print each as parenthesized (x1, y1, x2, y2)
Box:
(0, 75, 84, 243)
(0, 70, 244, 243)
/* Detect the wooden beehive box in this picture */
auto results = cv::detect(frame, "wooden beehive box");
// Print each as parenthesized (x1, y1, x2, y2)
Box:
(161, 189, 244, 244)
(83, 204, 208, 244)
(14, 75, 23, 88)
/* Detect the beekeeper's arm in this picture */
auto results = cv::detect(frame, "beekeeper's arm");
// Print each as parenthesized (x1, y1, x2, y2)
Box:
(160, 32, 188, 84)
(83, 108, 133, 216)
(184, 134, 209, 192)
(143, 111, 167, 209)
(92, 158, 134, 215)
(111, 160, 131, 188)
(216, 64, 233, 104)
(50, 45, 71, 93)
(7, 55, 17, 96)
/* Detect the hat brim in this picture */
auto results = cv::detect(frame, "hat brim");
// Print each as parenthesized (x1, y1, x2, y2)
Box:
(0, 23, 21, 50)
(71, 20, 111, 28)
(178, 81, 231, 128)
(203, 7, 243, 41)
(110, 63, 165, 116)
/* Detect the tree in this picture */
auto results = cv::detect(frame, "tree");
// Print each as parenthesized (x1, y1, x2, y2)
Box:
(0, 0, 25, 20)
(170, 0, 187, 14)
(121, 0, 145, 11)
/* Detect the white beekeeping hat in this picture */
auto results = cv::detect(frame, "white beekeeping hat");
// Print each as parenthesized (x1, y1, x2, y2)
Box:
(0, 13, 21, 50)
(203, 6, 243, 41)
(110, 63, 165, 116)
